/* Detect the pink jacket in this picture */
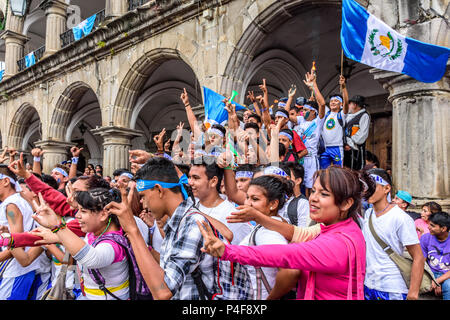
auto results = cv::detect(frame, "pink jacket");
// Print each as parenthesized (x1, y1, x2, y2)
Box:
(222, 218, 366, 300)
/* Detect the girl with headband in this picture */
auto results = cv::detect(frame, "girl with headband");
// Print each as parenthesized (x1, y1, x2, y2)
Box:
(201, 166, 372, 300)
(363, 168, 425, 300)
(31, 188, 133, 300)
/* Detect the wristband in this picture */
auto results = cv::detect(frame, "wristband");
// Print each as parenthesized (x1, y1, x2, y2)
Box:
(51, 217, 67, 233)
(33, 156, 41, 162)
(71, 157, 79, 164)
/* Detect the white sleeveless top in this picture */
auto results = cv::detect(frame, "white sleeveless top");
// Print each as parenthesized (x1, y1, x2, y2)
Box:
(0, 193, 40, 278)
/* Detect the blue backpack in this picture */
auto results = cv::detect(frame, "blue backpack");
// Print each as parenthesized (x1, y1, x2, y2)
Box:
(88, 232, 153, 300)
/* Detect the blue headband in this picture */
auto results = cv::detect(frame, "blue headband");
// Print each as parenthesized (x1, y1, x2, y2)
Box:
(263, 166, 289, 178)
(330, 96, 343, 103)
(120, 172, 133, 179)
(136, 174, 189, 200)
(303, 104, 317, 112)
(279, 131, 293, 141)
(52, 167, 68, 177)
(235, 171, 253, 179)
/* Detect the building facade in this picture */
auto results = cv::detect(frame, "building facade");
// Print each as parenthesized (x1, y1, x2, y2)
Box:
(0, 0, 448, 208)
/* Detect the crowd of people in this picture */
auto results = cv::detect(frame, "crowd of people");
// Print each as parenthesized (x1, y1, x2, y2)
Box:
(0, 65, 448, 301)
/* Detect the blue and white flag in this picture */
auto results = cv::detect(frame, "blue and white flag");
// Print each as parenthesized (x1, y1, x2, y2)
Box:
(72, 14, 97, 41)
(0, 70, 4, 82)
(202, 86, 246, 126)
(341, 0, 450, 83)
(25, 52, 36, 68)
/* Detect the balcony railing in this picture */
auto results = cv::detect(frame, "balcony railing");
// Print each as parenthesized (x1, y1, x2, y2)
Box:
(17, 45, 46, 72)
(60, 9, 106, 48)
(129, 0, 150, 11)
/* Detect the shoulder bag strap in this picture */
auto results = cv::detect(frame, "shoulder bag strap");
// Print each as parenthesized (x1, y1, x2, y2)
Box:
(368, 209, 395, 255)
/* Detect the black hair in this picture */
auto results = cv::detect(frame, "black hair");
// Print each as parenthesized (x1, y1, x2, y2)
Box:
(191, 157, 224, 193)
(349, 95, 366, 108)
(250, 175, 294, 211)
(329, 93, 343, 101)
(367, 168, 392, 186)
(112, 168, 128, 178)
(366, 150, 380, 167)
(176, 163, 191, 176)
(135, 157, 183, 196)
(306, 100, 319, 111)
(423, 201, 442, 214)
(278, 162, 291, 179)
(286, 161, 305, 181)
(278, 142, 287, 157)
(244, 122, 260, 133)
(75, 188, 120, 227)
(248, 113, 262, 124)
(290, 106, 300, 113)
(41, 174, 59, 190)
(236, 164, 255, 173)
(314, 166, 376, 226)
(0, 165, 17, 187)
(429, 211, 450, 231)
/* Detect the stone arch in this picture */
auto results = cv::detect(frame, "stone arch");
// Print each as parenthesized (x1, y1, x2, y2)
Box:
(49, 81, 101, 141)
(113, 48, 201, 128)
(7, 103, 41, 150)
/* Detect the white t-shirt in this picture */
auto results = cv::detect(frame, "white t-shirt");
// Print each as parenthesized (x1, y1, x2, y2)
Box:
(240, 217, 288, 300)
(279, 196, 311, 228)
(134, 216, 150, 245)
(197, 199, 252, 245)
(322, 107, 347, 147)
(362, 205, 419, 294)
(0, 193, 40, 278)
(295, 116, 325, 157)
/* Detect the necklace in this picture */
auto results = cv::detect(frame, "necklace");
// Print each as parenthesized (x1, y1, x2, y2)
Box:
(374, 202, 391, 217)
(97, 217, 112, 238)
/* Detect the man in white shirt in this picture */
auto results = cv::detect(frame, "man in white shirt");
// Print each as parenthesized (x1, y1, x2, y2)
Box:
(188, 158, 252, 244)
(319, 75, 349, 169)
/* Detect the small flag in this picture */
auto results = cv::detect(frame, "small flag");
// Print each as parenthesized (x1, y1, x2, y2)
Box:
(341, 0, 450, 83)
(25, 52, 36, 68)
(73, 14, 97, 41)
(202, 86, 246, 126)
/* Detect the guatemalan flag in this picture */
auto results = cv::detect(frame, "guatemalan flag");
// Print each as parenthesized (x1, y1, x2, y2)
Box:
(72, 14, 97, 41)
(341, 0, 450, 83)
(202, 86, 246, 127)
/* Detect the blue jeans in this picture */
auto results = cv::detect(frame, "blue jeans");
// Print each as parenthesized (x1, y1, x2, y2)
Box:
(433, 272, 450, 300)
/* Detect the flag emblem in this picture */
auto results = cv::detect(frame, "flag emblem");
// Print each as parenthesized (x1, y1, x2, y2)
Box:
(369, 29, 403, 61)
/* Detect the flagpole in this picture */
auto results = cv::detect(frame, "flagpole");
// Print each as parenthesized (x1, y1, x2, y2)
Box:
(340, 48, 344, 94)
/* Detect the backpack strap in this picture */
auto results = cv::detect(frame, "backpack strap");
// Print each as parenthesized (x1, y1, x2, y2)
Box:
(248, 225, 272, 299)
(287, 197, 301, 226)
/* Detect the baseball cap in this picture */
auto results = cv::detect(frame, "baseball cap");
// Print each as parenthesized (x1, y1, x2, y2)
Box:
(395, 190, 414, 206)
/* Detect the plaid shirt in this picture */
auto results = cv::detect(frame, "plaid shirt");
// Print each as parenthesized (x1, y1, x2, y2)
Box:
(160, 198, 253, 300)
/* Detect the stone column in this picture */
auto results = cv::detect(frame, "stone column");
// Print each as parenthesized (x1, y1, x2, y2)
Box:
(39, 0, 69, 58)
(91, 126, 143, 177)
(35, 140, 75, 174)
(372, 68, 450, 210)
(0, 30, 29, 79)
(105, 0, 128, 20)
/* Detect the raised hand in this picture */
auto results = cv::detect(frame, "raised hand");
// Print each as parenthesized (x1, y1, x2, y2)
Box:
(139, 209, 155, 228)
(8, 152, 29, 179)
(0, 148, 7, 163)
(339, 75, 346, 89)
(129, 149, 152, 164)
(247, 91, 256, 102)
(288, 84, 297, 97)
(31, 148, 45, 158)
(180, 88, 190, 106)
(153, 128, 166, 151)
(70, 146, 84, 158)
(32, 193, 62, 229)
(196, 220, 225, 258)
(303, 65, 317, 89)
(259, 78, 268, 94)
(105, 186, 138, 234)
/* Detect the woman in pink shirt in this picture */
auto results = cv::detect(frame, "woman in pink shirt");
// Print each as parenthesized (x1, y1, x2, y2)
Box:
(416, 202, 442, 239)
(198, 166, 376, 300)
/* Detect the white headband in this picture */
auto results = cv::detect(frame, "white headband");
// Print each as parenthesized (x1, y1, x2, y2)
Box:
(278, 102, 286, 107)
(275, 111, 288, 118)
(120, 172, 133, 179)
(208, 128, 224, 138)
(370, 174, 389, 186)
(235, 171, 253, 179)
(263, 166, 288, 178)
(52, 167, 68, 177)
(0, 173, 22, 193)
